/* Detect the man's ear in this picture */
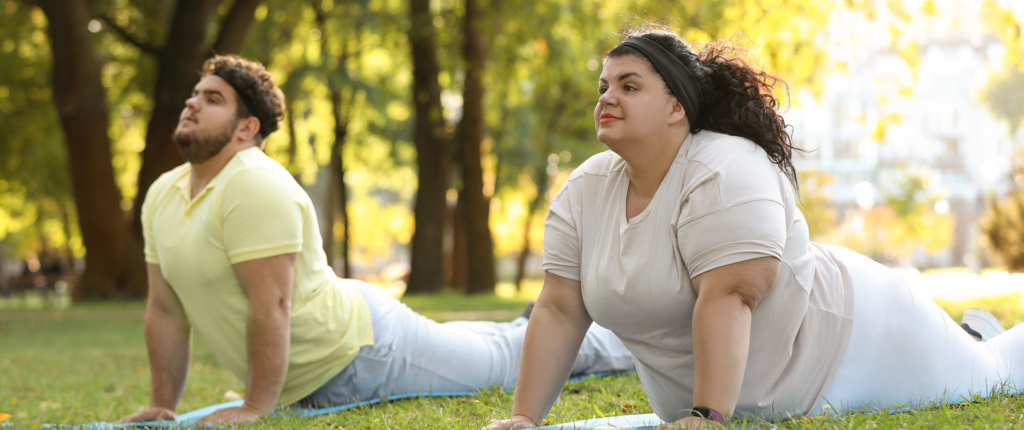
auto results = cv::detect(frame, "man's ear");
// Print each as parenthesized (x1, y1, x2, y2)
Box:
(667, 98, 687, 126)
(236, 116, 262, 142)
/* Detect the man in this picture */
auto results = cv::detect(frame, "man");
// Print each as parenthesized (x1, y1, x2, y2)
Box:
(116, 55, 634, 426)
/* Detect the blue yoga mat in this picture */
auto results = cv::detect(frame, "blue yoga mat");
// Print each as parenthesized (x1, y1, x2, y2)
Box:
(535, 414, 664, 430)
(20, 371, 634, 429)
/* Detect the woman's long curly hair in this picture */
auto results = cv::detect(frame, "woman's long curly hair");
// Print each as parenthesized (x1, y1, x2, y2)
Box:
(606, 29, 799, 192)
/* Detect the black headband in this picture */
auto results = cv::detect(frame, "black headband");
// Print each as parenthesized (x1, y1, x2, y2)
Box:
(619, 37, 703, 121)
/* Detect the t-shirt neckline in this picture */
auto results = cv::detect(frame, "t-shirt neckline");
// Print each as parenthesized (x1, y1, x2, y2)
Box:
(619, 133, 693, 229)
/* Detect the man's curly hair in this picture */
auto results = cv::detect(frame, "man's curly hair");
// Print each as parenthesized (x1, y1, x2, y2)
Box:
(200, 55, 285, 142)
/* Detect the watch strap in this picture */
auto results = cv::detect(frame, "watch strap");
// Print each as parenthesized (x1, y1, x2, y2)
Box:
(690, 406, 727, 423)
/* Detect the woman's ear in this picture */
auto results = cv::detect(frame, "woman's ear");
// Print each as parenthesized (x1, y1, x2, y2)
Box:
(667, 98, 687, 126)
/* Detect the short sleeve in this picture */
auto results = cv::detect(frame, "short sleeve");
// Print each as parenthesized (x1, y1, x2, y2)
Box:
(542, 183, 582, 281)
(141, 179, 162, 265)
(220, 167, 305, 264)
(677, 164, 786, 278)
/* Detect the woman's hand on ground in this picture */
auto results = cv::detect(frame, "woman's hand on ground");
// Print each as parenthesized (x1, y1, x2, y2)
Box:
(194, 404, 262, 425)
(658, 416, 718, 429)
(114, 406, 177, 424)
(482, 414, 536, 429)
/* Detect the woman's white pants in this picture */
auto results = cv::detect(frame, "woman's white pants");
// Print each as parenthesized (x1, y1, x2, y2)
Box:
(812, 245, 1024, 416)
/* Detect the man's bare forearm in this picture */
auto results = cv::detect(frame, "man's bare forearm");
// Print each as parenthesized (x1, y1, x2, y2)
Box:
(144, 307, 192, 411)
(243, 298, 291, 414)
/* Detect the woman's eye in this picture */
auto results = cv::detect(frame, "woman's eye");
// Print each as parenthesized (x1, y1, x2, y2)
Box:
(208, 98, 218, 104)
(598, 87, 608, 94)
(624, 85, 637, 92)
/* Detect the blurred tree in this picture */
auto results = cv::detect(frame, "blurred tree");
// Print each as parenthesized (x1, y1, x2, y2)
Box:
(405, 0, 450, 294)
(797, 170, 837, 240)
(0, 1, 79, 273)
(982, 0, 1023, 71)
(456, 0, 496, 294)
(882, 171, 953, 256)
(825, 169, 953, 264)
(981, 66, 1024, 132)
(981, 154, 1024, 272)
(2, 0, 934, 299)
(312, 0, 358, 277)
(32, 0, 133, 299)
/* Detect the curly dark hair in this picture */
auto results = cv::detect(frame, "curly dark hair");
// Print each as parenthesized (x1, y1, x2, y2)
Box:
(606, 29, 799, 192)
(200, 55, 285, 142)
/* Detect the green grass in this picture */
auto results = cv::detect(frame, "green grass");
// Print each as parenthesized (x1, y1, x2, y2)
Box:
(1, 292, 1023, 429)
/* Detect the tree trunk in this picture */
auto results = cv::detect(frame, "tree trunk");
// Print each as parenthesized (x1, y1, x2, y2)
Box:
(458, 0, 495, 294)
(514, 167, 548, 291)
(0, 240, 7, 292)
(314, 2, 355, 278)
(128, 0, 263, 296)
(325, 85, 352, 277)
(405, 0, 449, 294)
(449, 193, 468, 289)
(37, 0, 129, 300)
(286, 103, 299, 179)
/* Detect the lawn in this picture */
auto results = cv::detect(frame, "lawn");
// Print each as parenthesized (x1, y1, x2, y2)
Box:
(1, 291, 1022, 429)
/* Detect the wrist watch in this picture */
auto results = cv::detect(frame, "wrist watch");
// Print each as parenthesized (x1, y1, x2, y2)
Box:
(690, 406, 727, 423)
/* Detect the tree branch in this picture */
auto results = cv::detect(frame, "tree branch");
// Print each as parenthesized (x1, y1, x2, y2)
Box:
(209, 0, 263, 56)
(100, 14, 159, 55)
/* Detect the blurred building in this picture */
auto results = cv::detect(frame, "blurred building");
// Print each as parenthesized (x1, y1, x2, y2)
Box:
(784, 0, 1020, 268)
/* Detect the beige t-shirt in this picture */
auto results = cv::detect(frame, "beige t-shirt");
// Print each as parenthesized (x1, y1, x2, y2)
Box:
(543, 131, 854, 421)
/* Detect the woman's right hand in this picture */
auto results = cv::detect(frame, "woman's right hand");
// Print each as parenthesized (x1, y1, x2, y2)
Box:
(482, 415, 536, 430)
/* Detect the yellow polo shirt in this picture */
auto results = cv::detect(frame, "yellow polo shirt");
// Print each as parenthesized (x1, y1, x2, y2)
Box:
(141, 147, 373, 407)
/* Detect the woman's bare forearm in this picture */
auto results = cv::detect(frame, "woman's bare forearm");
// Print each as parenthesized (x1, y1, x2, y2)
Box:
(691, 291, 752, 417)
(511, 272, 593, 424)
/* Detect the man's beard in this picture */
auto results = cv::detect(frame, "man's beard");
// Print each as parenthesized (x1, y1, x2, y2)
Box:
(173, 119, 236, 164)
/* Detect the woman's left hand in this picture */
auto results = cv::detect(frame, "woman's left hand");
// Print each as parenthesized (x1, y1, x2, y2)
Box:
(657, 416, 719, 429)
(194, 404, 262, 425)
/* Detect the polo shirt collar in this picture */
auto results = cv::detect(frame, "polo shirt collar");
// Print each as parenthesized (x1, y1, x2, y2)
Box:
(171, 148, 253, 208)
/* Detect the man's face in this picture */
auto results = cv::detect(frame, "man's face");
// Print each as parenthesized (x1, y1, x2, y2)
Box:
(173, 75, 243, 164)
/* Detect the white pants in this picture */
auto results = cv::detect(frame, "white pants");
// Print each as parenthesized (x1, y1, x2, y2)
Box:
(812, 246, 1024, 415)
(297, 281, 635, 408)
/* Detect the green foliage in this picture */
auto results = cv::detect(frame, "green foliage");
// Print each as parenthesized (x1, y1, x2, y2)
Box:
(824, 168, 953, 262)
(981, 65, 1024, 132)
(797, 170, 837, 240)
(0, 2, 74, 256)
(0, 0, 945, 280)
(878, 169, 953, 257)
(981, 155, 1024, 272)
(982, 192, 1024, 272)
(982, 0, 1024, 71)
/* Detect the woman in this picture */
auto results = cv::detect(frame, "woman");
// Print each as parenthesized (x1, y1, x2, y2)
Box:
(485, 29, 1024, 429)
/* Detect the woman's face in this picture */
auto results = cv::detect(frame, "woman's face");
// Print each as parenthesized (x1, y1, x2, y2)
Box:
(594, 55, 681, 152)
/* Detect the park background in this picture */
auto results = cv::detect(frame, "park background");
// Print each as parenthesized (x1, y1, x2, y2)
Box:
(2, 0, 1024, 428)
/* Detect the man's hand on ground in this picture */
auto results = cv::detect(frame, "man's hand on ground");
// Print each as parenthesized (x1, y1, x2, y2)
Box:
(195, 404, 262, 425)
(114, 406, 177, 424)
(482, 414, 536, 430)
